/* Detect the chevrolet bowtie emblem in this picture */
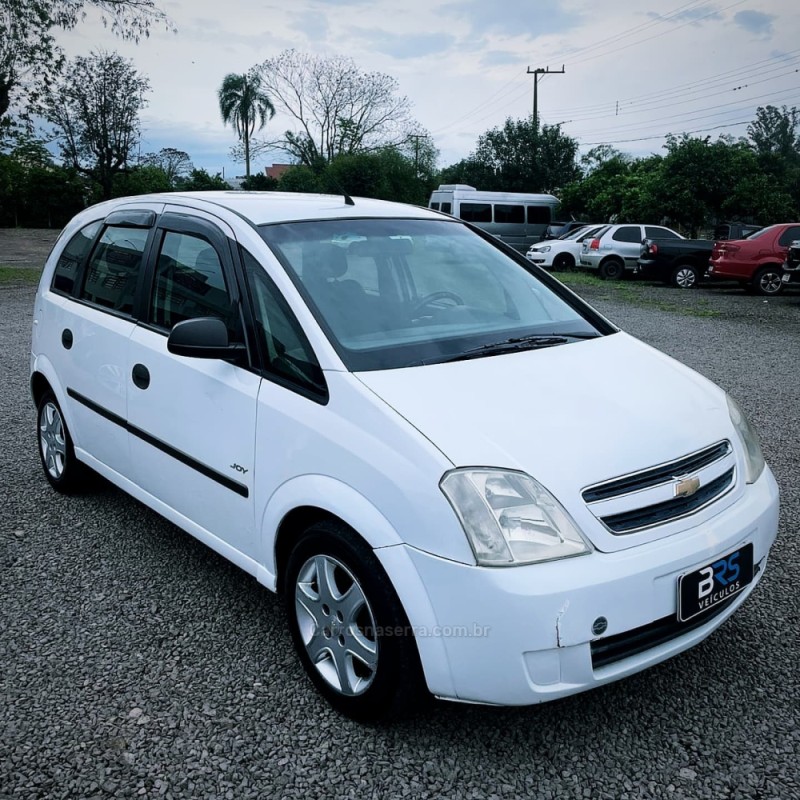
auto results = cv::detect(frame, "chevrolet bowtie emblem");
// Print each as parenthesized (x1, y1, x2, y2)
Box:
(674, 476, 701, 498)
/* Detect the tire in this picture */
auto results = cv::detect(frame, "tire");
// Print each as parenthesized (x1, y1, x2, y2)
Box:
(552, 253, 575, 271)
(36, 391, 85, 493)
(599, 258, 624, 280)
(285, 520, 426, 721)
(752, 265, 783, 296)
(671, 264, 700, 289)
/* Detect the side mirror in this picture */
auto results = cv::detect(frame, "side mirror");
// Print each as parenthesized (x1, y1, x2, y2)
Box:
(167, 317, 247, 361)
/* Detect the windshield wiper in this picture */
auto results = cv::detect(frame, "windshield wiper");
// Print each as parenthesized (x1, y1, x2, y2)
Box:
(418, 332, 602, 366)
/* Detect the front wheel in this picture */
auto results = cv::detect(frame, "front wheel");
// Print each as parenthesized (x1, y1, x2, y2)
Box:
(552, 253, 575, 271)
(752, 265, 783, 296)
(599, 258, 624, 280)
(671, 264, 700, 289)
(37, 391, 85, 493)
(285, 521, 425, 720)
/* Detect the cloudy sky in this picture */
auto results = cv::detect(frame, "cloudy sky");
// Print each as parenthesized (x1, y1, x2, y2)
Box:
(54, 0, 799, 178)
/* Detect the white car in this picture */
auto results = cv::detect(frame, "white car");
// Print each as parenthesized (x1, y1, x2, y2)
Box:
(31, 191, 779, 720)
(527, 224, 606, 270)
(580, 223, 684, 279)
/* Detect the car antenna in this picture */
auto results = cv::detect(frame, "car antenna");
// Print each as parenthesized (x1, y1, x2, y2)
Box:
(333, 182, 355, 206)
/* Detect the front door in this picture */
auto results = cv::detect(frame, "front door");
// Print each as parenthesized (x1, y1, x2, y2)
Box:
(126, 211, 260, 558)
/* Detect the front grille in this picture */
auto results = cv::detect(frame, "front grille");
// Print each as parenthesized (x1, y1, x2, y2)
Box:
(591, 595, 738, 670)
(583, 441, 730, 502)
(600, 467, 735, 534)
(582, 441, 735, 535)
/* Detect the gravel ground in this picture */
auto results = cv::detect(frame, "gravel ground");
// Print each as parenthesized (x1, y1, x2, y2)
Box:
(1, 281, 798, 800)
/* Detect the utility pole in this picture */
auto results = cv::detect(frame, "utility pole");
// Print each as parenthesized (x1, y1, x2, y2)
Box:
(527, 65, 566, 133)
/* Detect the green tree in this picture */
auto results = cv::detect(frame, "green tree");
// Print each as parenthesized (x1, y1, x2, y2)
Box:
(218, 71, 275, 179)
(277, 165, 322, 193)
(141, 147, 193, 187)
(440, 117, 580, 194)
(112, 164, 172, 197)
(240, 173, 278, 191)
(41, 50, 150, 200)
(181, 168, 229, 191)
(0, 132, 84, 226)
(0, 0, 171, 121)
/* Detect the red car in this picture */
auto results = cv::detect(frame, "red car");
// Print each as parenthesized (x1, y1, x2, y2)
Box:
(708, 223, 800, 295)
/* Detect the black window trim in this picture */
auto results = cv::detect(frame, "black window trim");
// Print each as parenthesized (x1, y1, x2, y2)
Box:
(238, 244, 329, 405)
(135, 211, 262, 372)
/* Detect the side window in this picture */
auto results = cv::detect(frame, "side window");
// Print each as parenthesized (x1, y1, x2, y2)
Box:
(149, 231, 239, 338)
(646, 226, 680, 240)
(459, 203, 492, 223)
(52, 220, 102, 294)
(242, 249, 326, 399)
(778, 226, 800, 247)
(430, 202, 440, 211)
(612, 226, 643, 243)
(80, 225, 149, 314)
(494, 204, 524, 224)
(440, 202, 452, 215)
(527, 206, 551, 225)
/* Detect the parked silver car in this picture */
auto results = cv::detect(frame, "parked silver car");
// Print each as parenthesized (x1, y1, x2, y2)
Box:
(580, 224, 683, 279)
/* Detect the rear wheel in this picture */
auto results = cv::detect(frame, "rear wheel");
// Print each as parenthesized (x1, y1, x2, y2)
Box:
(599, 258, 624, 280)
(37, 392, 85, 493)
(752, 265, 783, 296)
(671, 264, 700, 289)
(285, 520, 425, 721)
(552, 253, 575, 271)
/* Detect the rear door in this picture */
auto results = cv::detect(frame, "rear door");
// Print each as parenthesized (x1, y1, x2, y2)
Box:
(126, 209, 261, 558)
(610, 225, 645, 270)
(52, 206, 159, 476)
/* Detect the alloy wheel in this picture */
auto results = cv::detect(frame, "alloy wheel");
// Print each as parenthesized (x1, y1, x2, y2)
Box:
(40, 401, 67, 480)
(294, 554, 378, 696)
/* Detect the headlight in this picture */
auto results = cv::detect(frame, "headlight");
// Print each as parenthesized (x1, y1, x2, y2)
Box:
(726, 395, 765, 483)
(440, 469, 592, 566)
(539, 246, 551, 253)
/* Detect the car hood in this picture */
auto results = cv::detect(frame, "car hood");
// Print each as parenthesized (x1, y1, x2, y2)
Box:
(356, 332, 737, 552)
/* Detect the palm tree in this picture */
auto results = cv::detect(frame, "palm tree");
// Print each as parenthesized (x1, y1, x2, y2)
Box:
(217, 71, 275, 179)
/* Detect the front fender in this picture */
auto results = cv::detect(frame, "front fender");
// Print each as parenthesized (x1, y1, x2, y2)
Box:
(258, 474, 406, 587)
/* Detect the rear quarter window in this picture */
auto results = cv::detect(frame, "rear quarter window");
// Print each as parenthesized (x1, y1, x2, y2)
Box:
(612, 226, 643, 243)
(51, 221, 102, 295)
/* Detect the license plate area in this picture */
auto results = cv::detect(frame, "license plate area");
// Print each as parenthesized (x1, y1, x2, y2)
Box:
(678, 543, 754, 622)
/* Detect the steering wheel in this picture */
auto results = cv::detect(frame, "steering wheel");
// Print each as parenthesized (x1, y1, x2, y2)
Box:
(411, 291, 465, 317)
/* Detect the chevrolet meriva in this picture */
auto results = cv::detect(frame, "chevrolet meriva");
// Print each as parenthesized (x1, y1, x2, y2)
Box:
(31, 192, 779, 720)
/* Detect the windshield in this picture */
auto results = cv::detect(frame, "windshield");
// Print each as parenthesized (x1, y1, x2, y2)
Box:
(560, 226, 591, 241)
(259, 218, 608, 371)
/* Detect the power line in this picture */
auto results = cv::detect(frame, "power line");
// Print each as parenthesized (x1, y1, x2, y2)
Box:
(567, 85, 800, 139)
(429, 0, 736, 136)
(580, 119, 753, 146)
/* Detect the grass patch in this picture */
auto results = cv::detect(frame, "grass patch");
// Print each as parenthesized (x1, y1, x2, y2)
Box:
(0, 267, 41, 286)
(555, 270, 721, 318)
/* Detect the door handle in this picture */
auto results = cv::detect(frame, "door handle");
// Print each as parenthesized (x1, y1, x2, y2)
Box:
(61, 329, 73, 349)
(131, 363, 150, 390)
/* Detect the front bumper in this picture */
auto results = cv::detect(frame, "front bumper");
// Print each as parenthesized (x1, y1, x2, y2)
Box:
(378, 467, 779, 706)
(781, 269, 800, 285)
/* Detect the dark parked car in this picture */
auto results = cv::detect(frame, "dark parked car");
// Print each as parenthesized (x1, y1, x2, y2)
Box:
(541, 221, 592, 241)
(781, 239, 800, 290)
(708, 223, 800, 295)
(713, 222, 762, 241)
(637, 238, 715, 288)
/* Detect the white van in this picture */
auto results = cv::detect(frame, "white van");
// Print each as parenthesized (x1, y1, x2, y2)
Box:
(31, 191, 778, 720)
(429, 184, 559, 253)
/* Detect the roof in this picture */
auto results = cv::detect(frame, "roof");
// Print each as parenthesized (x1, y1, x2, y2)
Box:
(97, 191, 444, 226)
